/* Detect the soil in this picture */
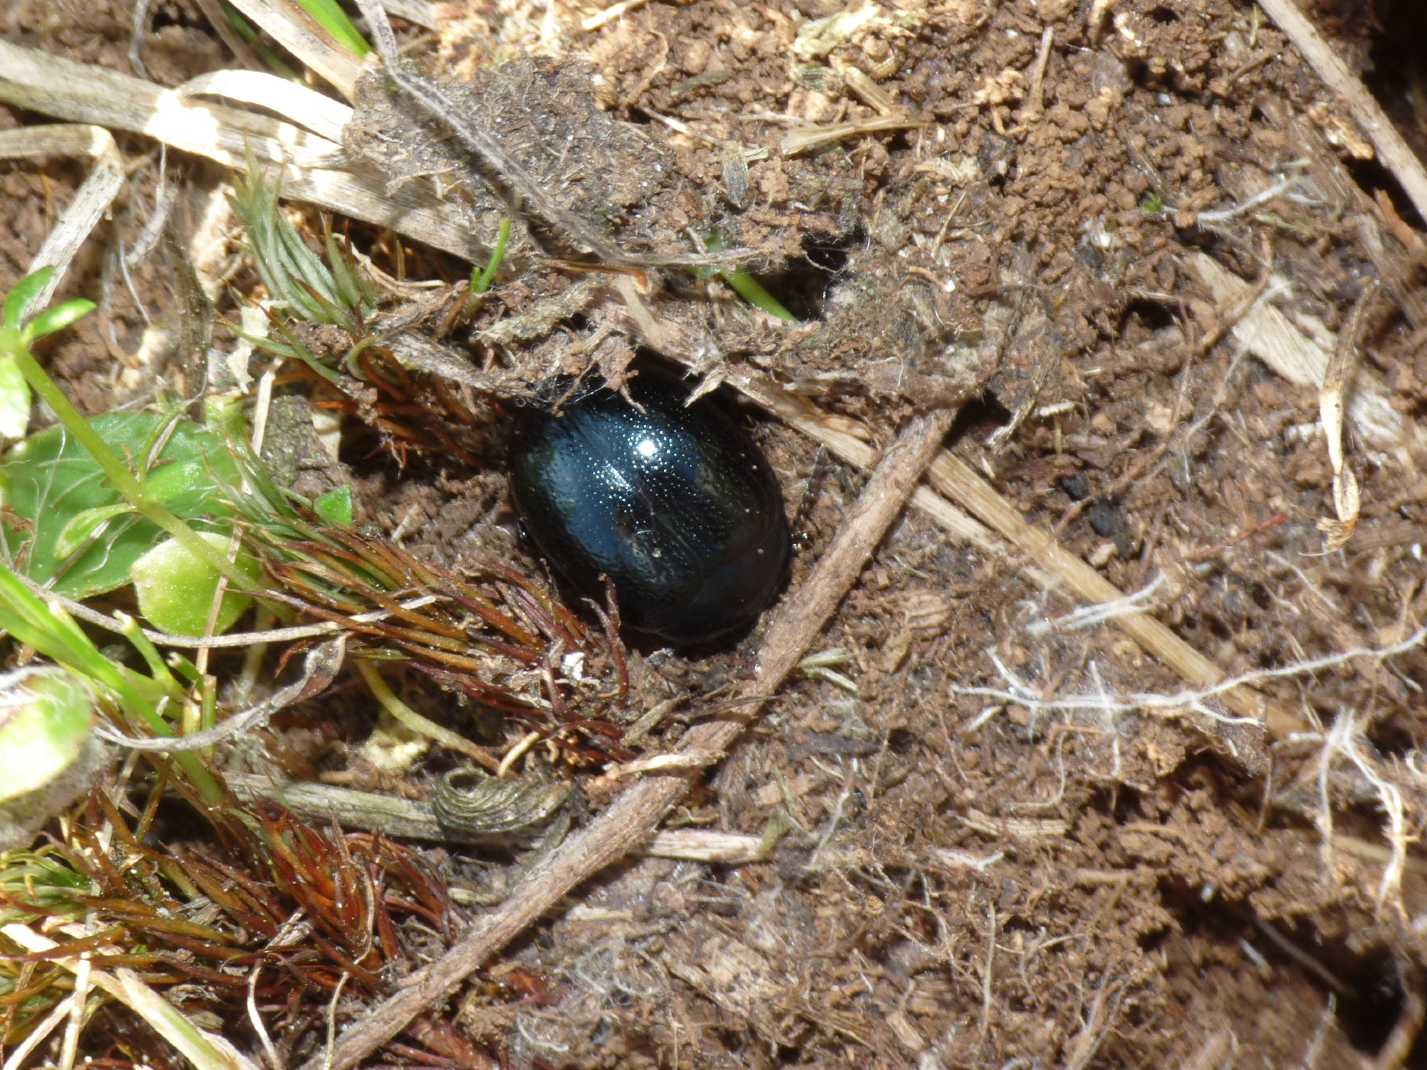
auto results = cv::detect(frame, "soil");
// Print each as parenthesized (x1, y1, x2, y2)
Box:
(3, 0, 1427, 1067)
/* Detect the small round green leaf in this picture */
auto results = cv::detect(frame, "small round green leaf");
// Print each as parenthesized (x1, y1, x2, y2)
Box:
(131, 531, 260, 636)
(313, 485, 354, 527)
(0, 668, 93, 804)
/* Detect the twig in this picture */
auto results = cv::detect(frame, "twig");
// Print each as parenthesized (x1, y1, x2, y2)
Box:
(779, 116, 925, 157)
(1257, 0, 1427, 227)
(1064, 980, 1120, 1070)
(978, 903, 996, 1043)
(227, 774, 776, 862)
(0, 125, 124, 313)
(1196, 174, 1301, 226)
(298, 407, 957, 1070)
(1317, 280, 1377, 550)
(1021, 27, 1054, 120)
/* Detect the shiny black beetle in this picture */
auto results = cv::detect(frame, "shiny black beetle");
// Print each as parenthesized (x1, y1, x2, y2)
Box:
(508, 365, 789, 647)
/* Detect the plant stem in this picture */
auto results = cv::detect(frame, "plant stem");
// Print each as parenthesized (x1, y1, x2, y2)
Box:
(11, 347, 255, 591)
(355, 660, 501, 772)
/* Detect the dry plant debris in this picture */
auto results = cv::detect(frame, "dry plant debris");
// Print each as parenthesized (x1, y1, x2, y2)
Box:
(1, 0, 1427, 1067)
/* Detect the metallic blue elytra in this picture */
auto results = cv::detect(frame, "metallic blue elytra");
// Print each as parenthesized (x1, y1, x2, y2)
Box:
(508, 366, 789, 646)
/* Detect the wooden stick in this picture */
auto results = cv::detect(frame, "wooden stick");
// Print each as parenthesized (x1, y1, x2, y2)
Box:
(1258, 0, 1427, 227)
(299, 408, 956, 1070)
(729, 369, 1299, 754)
(0, 125, 124, 314)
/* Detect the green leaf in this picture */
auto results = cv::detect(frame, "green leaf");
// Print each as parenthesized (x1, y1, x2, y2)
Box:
(2, 269, 54, 331)
(0, 411, 242, 597)
(313, 485, 354, 527)
(22, 298, 96, 345)
(469, 219, 511, 296)
(0, 353, 31, 439)
(131, 531, 260, 636)
(53, 503, 136, 561)
(0, 668, 93, 804)
(293, 0, 370, 57)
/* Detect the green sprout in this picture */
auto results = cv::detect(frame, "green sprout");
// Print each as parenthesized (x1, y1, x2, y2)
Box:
(222, 3, 301, 79)
(313, 484, 354, 527)
(699, 233, 797, 323)
(223, 0, 369, 76)
(469, 218, 511, 298)
(0, 562, 223, 804)
(229, 162, 376, 331)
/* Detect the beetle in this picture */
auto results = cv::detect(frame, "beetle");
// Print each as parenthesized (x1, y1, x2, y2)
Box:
(508, 364, 789, 647)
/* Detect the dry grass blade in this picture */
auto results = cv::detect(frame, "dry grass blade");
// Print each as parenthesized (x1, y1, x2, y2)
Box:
(2, 923, 262, 1070)
(2, 783, 464, 1061)
(240, 507, 631, 757)
(222, 0, 364, 100)
(0, 41, 487, 263)
(0, 125, 123, 313)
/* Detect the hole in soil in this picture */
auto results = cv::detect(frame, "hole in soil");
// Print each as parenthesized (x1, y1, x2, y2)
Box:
(757, 231, 860, 321)
(1365, 713, 1419, 759)
(1152, 881, 1420, 1059)
(886, 727, 917, 753)
(151, 4, 202, 29)
(945, 391, 1012, 443)
(1330, 942, 1412, 1055)
(1088, 784, 1144, 824)
(1122, 296, 1178, 332)
(1147, 5, 1178, 22)
(1366, 1, 1427, 109)
(1344, 156, 1424, 230)
(139, 791, 220, 850)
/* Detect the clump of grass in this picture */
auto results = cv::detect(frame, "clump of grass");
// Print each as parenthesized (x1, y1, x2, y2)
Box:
(0, 147, 632, 1066)
(0, 785, 461, 1053)
(233, 476, 632, 759)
